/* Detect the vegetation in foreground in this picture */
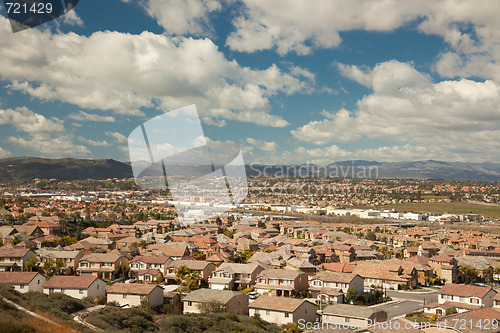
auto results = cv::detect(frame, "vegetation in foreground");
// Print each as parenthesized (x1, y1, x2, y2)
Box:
(85, 306, 282, 333)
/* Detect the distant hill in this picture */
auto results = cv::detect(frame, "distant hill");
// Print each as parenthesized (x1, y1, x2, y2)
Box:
(1, 157, 500, 183)
(0, 157, 133, 183)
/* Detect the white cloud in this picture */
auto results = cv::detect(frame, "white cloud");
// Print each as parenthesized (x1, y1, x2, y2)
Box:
(226, 0, 500, 65)
(292, 60, 500, 162)
(139, 0, 222, 36)
(246, 137, 278, 152)
(68, 111, 115, 122)
(106, 131, 128, 143)
(0, 107, 90, 158)
(61, 9, 84, 27)
(77, 137, 111, 147)
(0, 147, 11, 158)
(0, 17, 306, 127)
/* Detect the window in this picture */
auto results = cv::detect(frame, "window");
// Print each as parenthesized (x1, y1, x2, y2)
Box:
(20, 284, 25, 289)
(96, 284, 99, 290)
(188, 301, 192, 306)
(345, 318, 350, 323)
(258, 278, 266, 283)
(37, 280, 40, 285)
(49, 288, 54, 294)
(266, 310, 270, 315)
(123, 294, 127, 299)
(284, 312, 289, 318)
(79, 289, 84, 294)
(255, 309, 260, 314)
(61, 289, 66, 293)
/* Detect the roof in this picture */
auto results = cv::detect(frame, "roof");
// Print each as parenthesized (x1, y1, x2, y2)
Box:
(323, 304, 385, 319)
(106, 283, 160, 295)
(214, 263, 263, 274)
(248, 295, 314, 312)
(168, 259, 213, 270)
(439, 283, 494, 298)
(257, 268, 305, 279)
(311, 271, 358, 283)
(130, 255, 171, 264)
(43, 275, 99, 289)
(147, 244, 188, 257)
(81, 252, 123, 263)
(0, 272, 41, 284)
(182, 289, 245, 304)
(0, 246, 32, 258)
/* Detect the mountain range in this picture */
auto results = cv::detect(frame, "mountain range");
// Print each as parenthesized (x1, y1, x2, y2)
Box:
(0, 157, 499, 183)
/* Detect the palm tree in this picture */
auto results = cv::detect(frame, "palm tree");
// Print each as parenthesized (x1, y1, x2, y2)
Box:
(43, 259, 56, 278)
(24, 258, 38, 272)
(175, 265, 189, 291)
(55, 259, 65, 275)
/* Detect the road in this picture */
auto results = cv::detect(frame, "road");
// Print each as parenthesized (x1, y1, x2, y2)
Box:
(386, 289, 438, 304)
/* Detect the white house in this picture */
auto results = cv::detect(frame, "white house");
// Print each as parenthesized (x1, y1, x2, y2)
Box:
(249, 295, 317, 326)
(0, 272, 46, 293)
(106, 283, 164, 308)
(43, 275, 106, 301)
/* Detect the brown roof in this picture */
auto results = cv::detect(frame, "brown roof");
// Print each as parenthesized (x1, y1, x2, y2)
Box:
(43, 275, 98, 289)
(318, 262, 354, 273)
(311, 271, 358, 283)
(257, 268, 306, 279)
(147, 244, 188, 257)
(106, 283, 160, 295)
(0, 272, 41, 284)
(439, 283, 494, 298)
(81, 252, 123, 263)
(249, 295, 314, 312)
(168, 259, 213, 270)
(131, 255, 171, 264)
(0, 246, 32, 258)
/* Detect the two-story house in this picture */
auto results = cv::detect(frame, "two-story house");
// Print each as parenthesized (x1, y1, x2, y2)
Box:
(37, 249, 83, 275)
(129, 255, 172, 277)
(428, 255, 458, 283)
(309, 271, 364, 304)
(249, 295, 317, 326)
(352, 261, 417, 291)
(43, 275, 106, 301)
(424, 283, 497, 316)
(77, 252, 128, 280)
(165, 260, 216, 284)
(254, 269, 308, 297)
(0, 246, 36, 272)
(209, 263, 265, 290)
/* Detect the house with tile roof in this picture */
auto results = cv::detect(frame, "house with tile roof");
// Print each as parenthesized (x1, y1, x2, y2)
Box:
(165, 260, 215, 284)
(249, 295, 317, 326)
(309, 271, 364, 304)
(182, 289, 248, 314)
(322, 304, 387, 329)
(106, 283, 164, 308)
(0, 246, 36, 272)
(254, 268, 308, 297)
(424, 283, 497, 316)
(0, 271, 45, 293)
(43, 275, 105, 301)
(77, 251, 128, 280)
(209, 262, 265, 290)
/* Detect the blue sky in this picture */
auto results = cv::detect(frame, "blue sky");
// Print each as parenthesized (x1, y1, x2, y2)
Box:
(0, 0, 499, 164)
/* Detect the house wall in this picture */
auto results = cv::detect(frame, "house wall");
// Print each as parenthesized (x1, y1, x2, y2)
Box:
(27, 273, 45, 293)
(250, 302, 316, 326)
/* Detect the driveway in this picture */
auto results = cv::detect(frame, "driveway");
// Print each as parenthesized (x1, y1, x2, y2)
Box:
(386, 289, 438, 304)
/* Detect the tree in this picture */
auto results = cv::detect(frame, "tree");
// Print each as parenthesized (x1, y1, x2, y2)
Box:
(24, 258, 38, 272)
(197, 300, 227, 313)
(175, 265, 189, 290)
(460, 265, 478, 283)
(55, 259, 65, 275)
(365, 231, 377, 241)
(43, 259, 56, 278)
(346, 287, 357, 302)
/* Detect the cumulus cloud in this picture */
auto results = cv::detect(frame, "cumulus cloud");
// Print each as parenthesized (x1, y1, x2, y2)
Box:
(0, 107, 90, 158)
(139, 0, 222, 36)
(0, 16, 308, 127)
(246, 137, 278, 152)
(0, 147, 12, 158)
(292, 60, 500, 162)
(68, 111, 115, 122)
(106, 131, 128, 143)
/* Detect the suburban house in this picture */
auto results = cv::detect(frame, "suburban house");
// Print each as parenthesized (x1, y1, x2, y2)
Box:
(43, 275, 106, 301)
(248, 295, 317, 326)
(165, 260, 215, 284)
(0, 246, 36, 272)
(308, 271, 364, 304)
(77, 252, 128, 280)
(0, 272, 46, 293)
(182, 289, 248, 315)
(13, 225, 44, 238)
(37, 249, 83, 275)
(254, 269, 309, 297)
(424, 283, 497, 316)
(209, 263, 265, 290)
(352, 261, 417, 291)
(106, 283, 164, 308)
(322, 304, 387, 329)
(24, 220, 64, 236)
(129, 255, 172, 277)
(145, 244, 189, 260)
(286, 257, 318, 276)
(428, 255, 458, 283)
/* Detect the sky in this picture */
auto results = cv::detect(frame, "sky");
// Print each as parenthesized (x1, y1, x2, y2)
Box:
(0, 0, 500, 165)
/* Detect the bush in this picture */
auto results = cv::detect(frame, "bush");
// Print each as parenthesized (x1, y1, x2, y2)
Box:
(85, 306, 158, 332)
